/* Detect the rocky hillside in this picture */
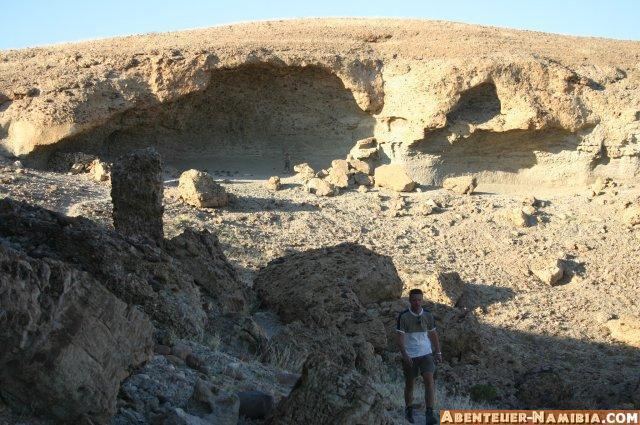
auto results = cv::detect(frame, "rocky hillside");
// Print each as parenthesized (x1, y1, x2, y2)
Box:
(1, 19, 639, 186)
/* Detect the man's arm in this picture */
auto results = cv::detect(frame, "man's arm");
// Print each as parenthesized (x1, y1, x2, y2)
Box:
(428, 329, 442, 363)
(396, 331, 413, 365)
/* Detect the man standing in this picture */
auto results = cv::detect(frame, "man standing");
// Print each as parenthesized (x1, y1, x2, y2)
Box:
(396, 288, 442, 424)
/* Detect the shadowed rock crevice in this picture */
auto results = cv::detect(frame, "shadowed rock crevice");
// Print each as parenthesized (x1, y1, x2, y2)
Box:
(447, 81, 502, 126)
(37, 64, 376, 177)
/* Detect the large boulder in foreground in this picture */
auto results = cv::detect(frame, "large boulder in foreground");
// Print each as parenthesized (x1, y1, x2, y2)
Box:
(0, 198, 206, 338)
(111, 147, 164, 242)
(179, 169, 229, 208)
(254, 243, 402, 352)
(269, 354, 392, 425)
(374, 164, 416, 192)
(0, 245, 154, 423)
(255, 243, 400, 377)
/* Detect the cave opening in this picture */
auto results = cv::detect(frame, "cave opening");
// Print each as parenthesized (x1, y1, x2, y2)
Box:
(447, 81, 502, 126)
(40, 64, 375, 178)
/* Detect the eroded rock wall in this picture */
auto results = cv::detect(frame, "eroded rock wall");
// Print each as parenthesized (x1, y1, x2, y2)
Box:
(1, 19, 638, 185)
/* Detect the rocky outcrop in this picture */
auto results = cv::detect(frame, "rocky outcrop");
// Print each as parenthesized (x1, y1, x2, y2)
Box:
(0, 198, 210, 338)
(2, 20, 637, 188)
(269, 354, 393, 425)
(0, 244, 154, 424)
(111, 148, 164, 242)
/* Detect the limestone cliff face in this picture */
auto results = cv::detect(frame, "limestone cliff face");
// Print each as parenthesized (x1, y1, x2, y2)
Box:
(1, 19, 638, 185)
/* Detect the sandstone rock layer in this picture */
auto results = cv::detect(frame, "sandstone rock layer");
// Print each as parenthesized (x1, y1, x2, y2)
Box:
(1, 19, 638, 187)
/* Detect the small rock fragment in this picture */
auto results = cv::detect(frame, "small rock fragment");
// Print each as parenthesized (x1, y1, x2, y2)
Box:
(266, 176, 281, 191)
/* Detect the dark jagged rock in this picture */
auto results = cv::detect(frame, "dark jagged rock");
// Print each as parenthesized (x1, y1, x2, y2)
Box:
(269, 354, 393, 425)
(111, 147, 164, 243)
(0, 244, 154, 424)
(0, 198, 212, 338)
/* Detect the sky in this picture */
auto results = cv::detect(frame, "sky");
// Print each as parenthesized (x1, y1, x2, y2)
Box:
(2, 0, 639, 50)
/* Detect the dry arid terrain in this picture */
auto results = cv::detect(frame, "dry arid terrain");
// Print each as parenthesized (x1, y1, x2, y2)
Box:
(0, 18, 639, 425)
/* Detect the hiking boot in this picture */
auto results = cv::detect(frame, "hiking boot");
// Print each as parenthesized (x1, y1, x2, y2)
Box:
(404, 406, 415, 423)
(425, 409, 438, 425)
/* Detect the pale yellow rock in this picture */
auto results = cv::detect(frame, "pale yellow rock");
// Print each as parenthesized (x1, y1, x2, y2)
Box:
(293, 163, 315, 180)
(374, 164, 416, 192)
(326, 168, 349, 188)
(509, 208, 531, 227)
(622, 204, 640, 226)
(178, 169, 229, 208)
(330, 159, 350, 175)
(349, 137, 378, 160)
(530, 259, 565, 286)
(306, 177, 336, 197)
(90, 159, 110, 182)
(266, 176, 281, 191)
(443, 175, 477, 195)
(347, 159, 372, 175)
(606, 316, 640, 348)
(1, 19, 639, 187)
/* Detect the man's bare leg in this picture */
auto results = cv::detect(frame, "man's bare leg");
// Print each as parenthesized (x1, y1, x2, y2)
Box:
(423, 372, 437, 424)
(422, 372, 435, 409)
(404, 369, 414, 407)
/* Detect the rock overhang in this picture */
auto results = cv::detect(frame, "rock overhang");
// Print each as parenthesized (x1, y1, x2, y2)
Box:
(0, 18, 638, 185)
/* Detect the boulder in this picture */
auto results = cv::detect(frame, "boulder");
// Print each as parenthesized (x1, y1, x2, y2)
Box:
(374, 164, 416, 192)
(509, 208, 533, 227)
(265, 175, 281, 190)
(0, 245, 154, 423)
(306, 177, 336, 196)
(254, 243, 402, 353)
(91, 159, 111, 182)
(111, 147, 164, 242)
(330, 159, 350, 175)
(117, 356, 239, 425)
(348, 158, 373, 175)
(269, 354, 393, 425)
(443, 175, 477, 195)
(353, 172, 374, 187)
(606, 315, 640, 348)
(293, 163, 315, 180)
(349, 137, 379, 160)
(178, 169, 229, 208)
(326, 167, 350, 188)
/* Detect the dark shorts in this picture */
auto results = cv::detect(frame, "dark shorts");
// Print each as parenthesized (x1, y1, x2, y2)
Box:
(403, 354, 436, 378)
